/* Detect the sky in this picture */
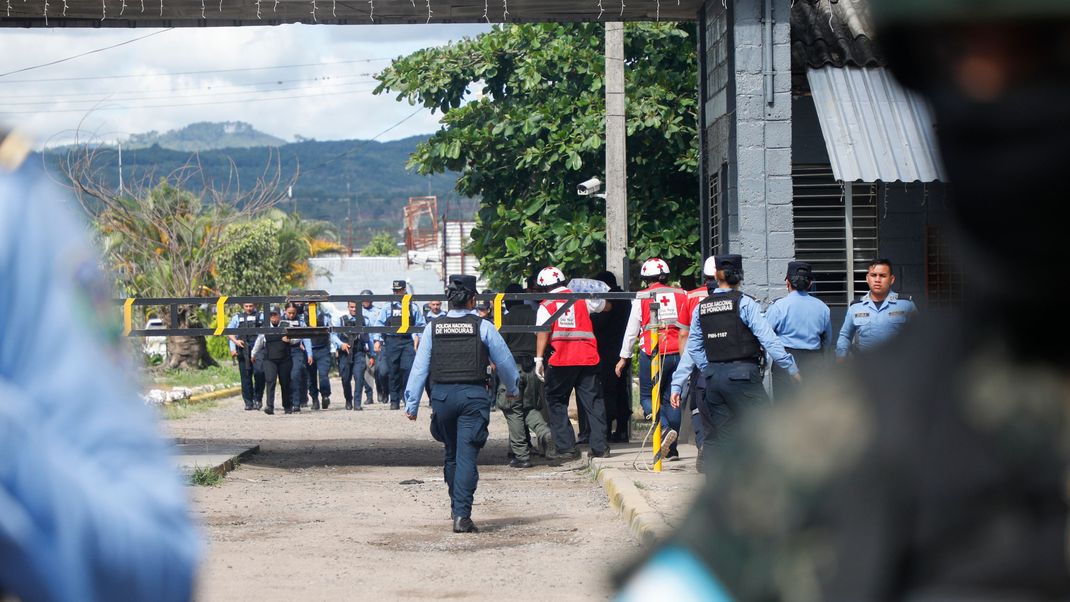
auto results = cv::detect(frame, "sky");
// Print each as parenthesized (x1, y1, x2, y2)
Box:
(0, 23, 491, 148)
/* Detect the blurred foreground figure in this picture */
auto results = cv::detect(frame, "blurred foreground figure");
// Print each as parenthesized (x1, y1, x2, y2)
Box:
(619, 3, 1070, 600)
(0, 130, 200, 601)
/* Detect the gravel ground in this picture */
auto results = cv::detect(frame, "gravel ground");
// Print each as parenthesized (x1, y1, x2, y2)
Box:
(167, 379, 641, 601)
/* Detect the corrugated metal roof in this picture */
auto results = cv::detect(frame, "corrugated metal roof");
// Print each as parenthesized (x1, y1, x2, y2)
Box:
(807, 66, 946, 182)
(308, 256, 445, 298)
(792, 0, 884, 69)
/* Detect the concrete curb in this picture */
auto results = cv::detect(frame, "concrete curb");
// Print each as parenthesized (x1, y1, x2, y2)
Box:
(187, 386, 242, 403)
(208, 444, 260, 477)
(588, 461, 673, 546)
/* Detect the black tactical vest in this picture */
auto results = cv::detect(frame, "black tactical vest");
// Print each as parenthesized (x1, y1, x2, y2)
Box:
(264, 330, 288, 361)
(385, 303, 406, 335)
(697, 290, 761, 363)
(340, 313, 368, 351)
(430, 314, 488, 384)
(310, 312, 330, 348)
(501, 304, 536, 362)
(237, 313, 261, 344)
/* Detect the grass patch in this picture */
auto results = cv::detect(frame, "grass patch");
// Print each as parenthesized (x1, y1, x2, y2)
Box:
(160, 399, 219, 421)
(153, 364, 240, 388)
(189, 466, 223, 487)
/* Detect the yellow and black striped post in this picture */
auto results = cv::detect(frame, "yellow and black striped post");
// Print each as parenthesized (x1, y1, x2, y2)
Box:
(650, 323, 663, 473)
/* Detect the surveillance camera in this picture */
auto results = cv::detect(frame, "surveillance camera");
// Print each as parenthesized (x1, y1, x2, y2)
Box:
(577, 177, 602, 196)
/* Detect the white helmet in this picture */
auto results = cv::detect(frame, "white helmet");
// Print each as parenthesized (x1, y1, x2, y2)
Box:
(640, 258, 671, 278)
(536, 266, 567, 287)
(702, 256, 718, 277)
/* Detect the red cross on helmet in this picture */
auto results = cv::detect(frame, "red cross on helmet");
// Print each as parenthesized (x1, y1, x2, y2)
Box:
(537, 266, 567, 287)
(640, 258, 671, 278)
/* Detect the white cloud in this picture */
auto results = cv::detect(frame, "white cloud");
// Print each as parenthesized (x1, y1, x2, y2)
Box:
(0, 23, 489, 147)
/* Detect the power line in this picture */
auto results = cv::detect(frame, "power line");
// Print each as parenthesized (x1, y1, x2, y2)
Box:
(0, 29, 175, 79)
(0, 56, 393, 85)
(1, 72, 375, 100)
(315, 107, 425, 168)
(3, 79, 378, 107)
(0, 86, 384, 114)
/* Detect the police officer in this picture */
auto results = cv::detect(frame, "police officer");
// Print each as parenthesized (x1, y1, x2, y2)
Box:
(284, 303, 313, 414)
(534, 266, 610, 460)
(404, 275, 519, 533)
(676, 256, 721, 464)
(764, 261, 833, 399)
(335, 301, 371, 411)
(670, 254, 799, 460)
(497, 283, 554, 467)
(615, 258, 688, 459)
(425, 299, 446, 321)
(305, 303, 334, 410)
(373, 280, 426, 410)
(227, 302, 265, 410)
(835, 258, 917, 360)
(251, 306, 293, 415)
(359, 290, 384, 405)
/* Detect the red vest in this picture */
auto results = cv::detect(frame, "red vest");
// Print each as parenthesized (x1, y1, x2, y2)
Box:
(542, 289, 600, 367)
(681, 286, 709, 328)
(639, 284, 687, 356)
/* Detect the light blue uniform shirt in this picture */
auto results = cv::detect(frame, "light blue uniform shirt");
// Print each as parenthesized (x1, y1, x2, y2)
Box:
(835, 291, 917, 357)
(672, 288, 799, 394)
(227, 312, 263, 353)
(361, 305, 381, 345)
(403, 309, 520, 417)
(764, 290, 833, 351)
(0, 161, 200, 601)
(331, 312, 370, 352)
(371, 301, 426, 344)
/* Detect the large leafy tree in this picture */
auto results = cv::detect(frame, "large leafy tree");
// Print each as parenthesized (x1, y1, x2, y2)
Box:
(375, 22, 700, 288)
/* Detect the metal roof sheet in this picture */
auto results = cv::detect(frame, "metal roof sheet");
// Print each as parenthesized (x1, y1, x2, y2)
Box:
(806, 66, 946, 183)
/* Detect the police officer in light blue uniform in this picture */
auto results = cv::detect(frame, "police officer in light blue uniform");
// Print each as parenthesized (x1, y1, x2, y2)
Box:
(0, 129, 199, 601)
(283, 302, 313, 414)
(359, 290, 383, 405)
(305, 304, 334, 410)
(670, 255, 798, 464)
(334, 301, 371, 411)
(228, 303, 266, 410)
(373, 280, 426, 410)
(404, 274, 519, 534)
(764, 261, 832, 399)
(836, 258, 918, 360)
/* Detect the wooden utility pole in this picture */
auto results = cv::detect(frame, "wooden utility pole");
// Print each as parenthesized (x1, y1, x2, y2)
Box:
(605, 22, 629, 289)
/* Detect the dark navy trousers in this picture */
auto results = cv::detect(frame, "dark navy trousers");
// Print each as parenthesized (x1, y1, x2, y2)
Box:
(307, 345, 333, 400)
(701, 360, 769, 461)
(338, 349, 368, 407)
(236, 349, 265, 407)
(385, 336, 416, 407)
(430, 384, 491, 519)
(290, 347, 309, 408)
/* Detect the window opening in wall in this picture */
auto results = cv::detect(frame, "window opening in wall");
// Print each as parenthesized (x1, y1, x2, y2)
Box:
(791, 164, 878, 307)
(709, 167, 723, 255)
(925, 225, 963, 308)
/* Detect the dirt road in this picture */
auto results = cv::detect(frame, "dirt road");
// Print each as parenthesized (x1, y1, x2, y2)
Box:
(168, 383, 640, 601)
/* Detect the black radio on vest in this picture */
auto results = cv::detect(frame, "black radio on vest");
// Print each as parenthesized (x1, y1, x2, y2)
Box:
(697, 290, 761, 362)
(430, 315, 488, 383)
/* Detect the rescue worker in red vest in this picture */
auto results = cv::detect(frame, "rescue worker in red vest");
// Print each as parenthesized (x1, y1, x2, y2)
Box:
(534, 266, 611, 460)
(614, 258, 688, 460)
(676, 256, 722, 466)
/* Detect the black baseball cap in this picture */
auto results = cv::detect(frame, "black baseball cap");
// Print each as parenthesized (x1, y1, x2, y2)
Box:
(391, 280, 407, 291)
(786, 261, 812, 279)
(448, 274, 478, 293)
(714, 254, 743, 272)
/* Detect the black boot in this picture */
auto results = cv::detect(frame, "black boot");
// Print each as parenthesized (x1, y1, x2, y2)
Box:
(452, 517, 478, 533)
(322, 396, 330, 409)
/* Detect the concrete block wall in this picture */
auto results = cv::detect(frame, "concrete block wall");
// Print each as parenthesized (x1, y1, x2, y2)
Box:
(730, 0, 793, 304)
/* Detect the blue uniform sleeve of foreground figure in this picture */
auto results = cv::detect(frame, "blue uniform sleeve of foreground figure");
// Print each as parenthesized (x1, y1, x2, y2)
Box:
(403, 323, 435, 416)
(672, 305, 709, 395)
(0, 163, 201, 602)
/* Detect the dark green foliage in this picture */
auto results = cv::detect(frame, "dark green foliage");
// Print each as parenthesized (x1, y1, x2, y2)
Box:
(374, 23, 701, 289)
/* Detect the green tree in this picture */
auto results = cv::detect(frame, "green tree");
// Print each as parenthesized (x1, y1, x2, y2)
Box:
(361, 231, 402, 256)
(216, 220, 288, 296)
(375, 23, 700, 288)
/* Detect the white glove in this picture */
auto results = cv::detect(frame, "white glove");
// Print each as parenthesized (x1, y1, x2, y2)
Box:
(534, 357, 545, 382)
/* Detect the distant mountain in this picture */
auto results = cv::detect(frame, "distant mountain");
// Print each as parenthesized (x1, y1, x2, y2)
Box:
(124, 121, 287, 152)
(41, 133, 476, 249)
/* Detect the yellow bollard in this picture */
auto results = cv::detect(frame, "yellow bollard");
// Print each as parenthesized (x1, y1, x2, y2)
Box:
(650, 325, 662, 473)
